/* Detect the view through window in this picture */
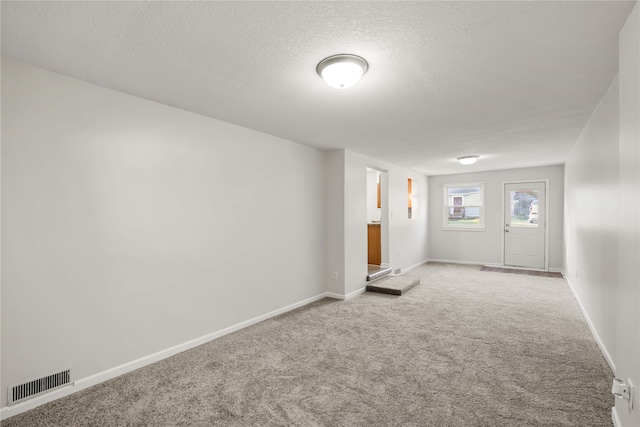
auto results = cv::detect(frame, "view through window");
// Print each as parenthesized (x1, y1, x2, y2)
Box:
(444, 183, 485, 229)
(509, 189, 539, 228)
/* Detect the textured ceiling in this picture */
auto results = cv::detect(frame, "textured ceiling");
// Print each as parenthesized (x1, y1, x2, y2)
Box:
(1, 1, 635, 175)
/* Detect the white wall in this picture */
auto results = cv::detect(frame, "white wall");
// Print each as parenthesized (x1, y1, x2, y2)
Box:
(565, 4, 639, 425)
(564, 76, 620, 368)
(428, 165, 564, 269)
(324, 150, 345, 296)
(1, 59, 327, 411)
(615, 2, 639, 424)
(340, 150, 429, 296)
(366, 169, 381, 223)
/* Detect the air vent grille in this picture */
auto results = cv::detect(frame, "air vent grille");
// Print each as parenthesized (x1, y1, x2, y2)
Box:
(8, 369, 72, 405)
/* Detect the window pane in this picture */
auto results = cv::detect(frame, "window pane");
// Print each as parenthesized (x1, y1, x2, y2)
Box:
(447, 213, 480, 226)
(509, 190, 539, 228)
(444, 183, 484, 229)
(447, 187, 482, 206)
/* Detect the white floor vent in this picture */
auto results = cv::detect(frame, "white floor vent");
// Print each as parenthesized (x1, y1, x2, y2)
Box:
(8, 369, 72, 405)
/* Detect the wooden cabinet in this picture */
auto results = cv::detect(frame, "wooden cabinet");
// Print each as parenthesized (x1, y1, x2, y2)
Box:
(368, 223, 381, 265)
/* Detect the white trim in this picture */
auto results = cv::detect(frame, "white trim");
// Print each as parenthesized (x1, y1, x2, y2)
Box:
(564, 275, 616, 373)
(490, 265, 551, 273)
(344, 287, 366, 300)
(398, 259, 429, 274)
(612, 407, 621, 427)
(367, 166, 390, 269)
(324, 292, 346, 300)
(427, 258, 489, 267)
(0, 292, 331, 421)
(323, 286, 367, 300)
(427, 259, 566, 272)
(442, 182, 486, 230)
(501, 179, 550, 271)
(483, 262, 502, 268)
(325, 287, 366, 300)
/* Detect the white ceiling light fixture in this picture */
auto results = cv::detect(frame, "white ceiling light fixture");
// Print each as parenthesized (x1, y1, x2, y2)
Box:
(316, 54, 368, 89)
(457, 155, 479, 165)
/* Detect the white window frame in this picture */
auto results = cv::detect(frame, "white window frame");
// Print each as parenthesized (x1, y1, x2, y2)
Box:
(443, 182, 485, 231)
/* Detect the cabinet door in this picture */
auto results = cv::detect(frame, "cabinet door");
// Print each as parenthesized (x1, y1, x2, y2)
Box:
(368, 225, 381, 265)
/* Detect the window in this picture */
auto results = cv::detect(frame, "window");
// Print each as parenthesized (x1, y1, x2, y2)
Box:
(443, 183, 485, 230)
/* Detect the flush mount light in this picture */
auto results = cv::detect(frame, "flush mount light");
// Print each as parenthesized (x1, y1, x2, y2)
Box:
(457, 155, 479, 165)
(316, 54, 368, 89)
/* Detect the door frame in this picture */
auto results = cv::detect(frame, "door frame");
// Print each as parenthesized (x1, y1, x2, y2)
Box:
(366, 166, 389, 268)
(501, 179, 550, 271)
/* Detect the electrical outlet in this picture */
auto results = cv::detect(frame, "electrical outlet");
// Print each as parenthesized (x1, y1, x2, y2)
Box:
(332, 272, 338, 280)
(612, 378, 634, 410)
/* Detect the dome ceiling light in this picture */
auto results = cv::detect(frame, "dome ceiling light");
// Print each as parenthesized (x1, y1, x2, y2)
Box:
(457, 155, 479, 165)
(316, 54, 368, 89)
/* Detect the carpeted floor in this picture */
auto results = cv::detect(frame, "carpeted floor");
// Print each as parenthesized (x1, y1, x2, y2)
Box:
(2, 263, 613, 426)
(481, 266, 564, 278)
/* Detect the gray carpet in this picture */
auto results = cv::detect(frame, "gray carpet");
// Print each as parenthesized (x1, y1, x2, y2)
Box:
(2, 263, 613, 426)
(366, 275, 420, 295)
(481, 266, 564, 278)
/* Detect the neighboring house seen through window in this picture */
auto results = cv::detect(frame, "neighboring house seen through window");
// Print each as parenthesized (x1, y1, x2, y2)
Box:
(443, 183, 485, 230)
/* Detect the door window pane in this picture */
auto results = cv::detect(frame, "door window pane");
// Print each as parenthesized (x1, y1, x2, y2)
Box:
(509, 190, 539, 228)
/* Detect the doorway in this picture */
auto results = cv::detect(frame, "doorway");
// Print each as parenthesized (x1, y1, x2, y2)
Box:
(366, 167, 389, 277)
(503, 181, 547, 270)
(367, 168, 382, 266)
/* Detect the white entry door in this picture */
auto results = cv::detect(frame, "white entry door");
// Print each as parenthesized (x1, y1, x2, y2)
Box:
(504, 182, 546, 269)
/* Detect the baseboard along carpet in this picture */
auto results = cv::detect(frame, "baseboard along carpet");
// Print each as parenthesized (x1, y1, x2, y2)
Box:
(1, 263, 613, 427)
(481, 265, 564, 278)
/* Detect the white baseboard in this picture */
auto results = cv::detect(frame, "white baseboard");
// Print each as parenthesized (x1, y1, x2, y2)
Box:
(492, 265, 551, 272)
(427, 258, 488, 267)
(398, 259, 429, 274)
(564, 276, 616, 373)
(429, 259, 563, 273)
(484, 262, 502, 268)
(325, 291, 346, 300)
(612, 406, 621, 427)
(0, 292, 331, 421)
(324, 286, 366, 300)
(344, 287, 366, 300)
